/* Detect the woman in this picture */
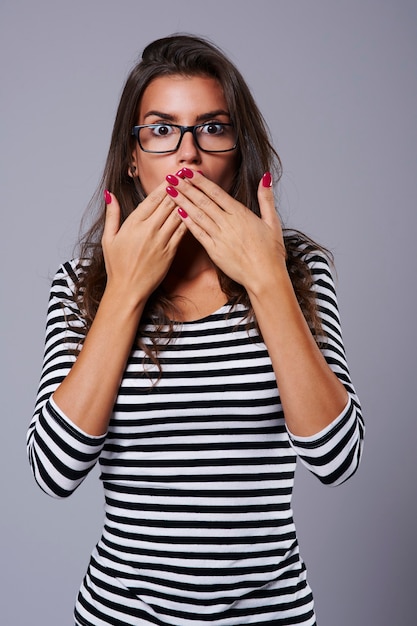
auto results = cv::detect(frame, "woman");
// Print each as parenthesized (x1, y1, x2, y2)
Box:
(27, 34, 364, 626)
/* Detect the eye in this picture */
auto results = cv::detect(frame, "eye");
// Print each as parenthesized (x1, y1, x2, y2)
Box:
(201, 123, 226, 135)
(151, 124, 174, 137)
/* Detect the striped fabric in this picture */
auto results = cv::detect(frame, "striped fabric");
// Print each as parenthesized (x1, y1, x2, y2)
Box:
(27, 252, 364, 626)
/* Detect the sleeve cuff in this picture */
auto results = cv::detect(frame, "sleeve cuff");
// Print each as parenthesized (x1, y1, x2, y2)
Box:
(49, 396, 108, 443)
(286, 395, 352, 446)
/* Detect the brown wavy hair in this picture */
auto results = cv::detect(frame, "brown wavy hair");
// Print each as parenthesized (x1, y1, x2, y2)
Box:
(75, 34, 331, 366)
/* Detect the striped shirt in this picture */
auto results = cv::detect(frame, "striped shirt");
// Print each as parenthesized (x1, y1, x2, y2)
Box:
(27, 252, 364, 626)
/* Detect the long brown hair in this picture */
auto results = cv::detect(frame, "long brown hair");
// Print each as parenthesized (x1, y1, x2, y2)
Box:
(75, 34, 330, 366)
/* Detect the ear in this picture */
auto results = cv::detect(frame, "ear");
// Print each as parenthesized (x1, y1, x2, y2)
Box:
(128, 163, 137, 178)
(128, 148, 138, 178)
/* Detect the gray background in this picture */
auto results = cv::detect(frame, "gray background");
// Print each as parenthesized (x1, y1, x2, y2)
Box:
(1, 1, 416, 624)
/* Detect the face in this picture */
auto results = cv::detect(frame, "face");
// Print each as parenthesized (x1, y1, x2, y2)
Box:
(131, 75, 238, 195)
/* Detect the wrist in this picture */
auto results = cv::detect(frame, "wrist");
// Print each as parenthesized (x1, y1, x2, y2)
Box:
(100, 282, 148, 321)
(245, 262, 292, 301)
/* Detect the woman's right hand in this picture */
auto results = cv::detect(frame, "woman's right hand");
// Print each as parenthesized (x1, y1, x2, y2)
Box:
(51, 182, 186, 435)
(102, 181, 187, 307)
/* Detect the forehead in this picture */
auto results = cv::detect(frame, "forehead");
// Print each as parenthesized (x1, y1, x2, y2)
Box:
(138, 75, 229, 121)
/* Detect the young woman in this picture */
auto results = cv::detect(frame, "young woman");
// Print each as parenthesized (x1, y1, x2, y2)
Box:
(27, 34, 364, 626)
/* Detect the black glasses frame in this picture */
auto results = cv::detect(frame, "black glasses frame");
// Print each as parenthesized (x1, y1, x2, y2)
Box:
(131, 123, 238, 154)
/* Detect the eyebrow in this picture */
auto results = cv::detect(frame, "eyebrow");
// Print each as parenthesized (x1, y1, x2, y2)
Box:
(143, 109, 231, 122)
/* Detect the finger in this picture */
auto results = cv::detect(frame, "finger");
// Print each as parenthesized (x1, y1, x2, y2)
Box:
(166, 178, 233, 240)
(167, 212, 189, 247)
(171, 192, 221, 240)
(175, 170, 238, 215)
(257, 172, 279, 226)
(132, 181, 175, 223)
(175, 206, 213, 249)
(160, 205, 189, 241)
(102, 190, 121, 244)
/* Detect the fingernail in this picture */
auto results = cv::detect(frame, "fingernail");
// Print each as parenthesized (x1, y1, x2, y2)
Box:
(181, 167, 194, 179)
(166, 186, 179, 198)
(176, 168, 186, 178)
(166, 174, 179, 186)
(197, 170, 204, 175)
(177, 207, 188, 218)
(104, 189, 112, 204)
(262, 172, 272, 188)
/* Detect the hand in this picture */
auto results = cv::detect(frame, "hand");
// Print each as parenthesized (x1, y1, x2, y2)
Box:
(167, 171, 287, 293)
(102, 182, 187, 305)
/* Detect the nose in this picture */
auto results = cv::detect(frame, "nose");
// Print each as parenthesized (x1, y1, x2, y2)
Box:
(176, 129, 202, 164)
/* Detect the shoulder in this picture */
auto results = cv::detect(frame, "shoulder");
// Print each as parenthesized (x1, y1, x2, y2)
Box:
(284, 230, 336, 298)
(50, 258, 91, 298)
(284, 228, 333, 270)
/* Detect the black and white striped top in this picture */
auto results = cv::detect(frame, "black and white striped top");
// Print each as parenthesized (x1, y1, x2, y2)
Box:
(27, 252, 364, 626)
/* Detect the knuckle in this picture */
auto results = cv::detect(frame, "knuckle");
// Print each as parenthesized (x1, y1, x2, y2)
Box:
(199, 194, 212, 210)
(209, 186, 222, 203)
(195, 208, 206, 223)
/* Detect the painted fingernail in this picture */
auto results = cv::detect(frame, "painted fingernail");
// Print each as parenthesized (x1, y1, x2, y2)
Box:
(177, 207, 188, 218)
(104, 189, 112, 204)
(262, 172, 272, 188)
(166, 186, 179, 198)
(176, 169, 186, 178)
(197, 170, 204, 175)
(181, 167, 194, 179)
(166, 174, 179, 186)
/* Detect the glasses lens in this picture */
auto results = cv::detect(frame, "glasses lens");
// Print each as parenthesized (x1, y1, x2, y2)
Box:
(195, 123, 236, 152)
(138, 124, 180, 153)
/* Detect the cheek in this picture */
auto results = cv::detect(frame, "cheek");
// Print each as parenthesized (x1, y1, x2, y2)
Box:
(217, 155, 238, 191)
(136, 160, 160, 195)
(136, 155, 179, 194)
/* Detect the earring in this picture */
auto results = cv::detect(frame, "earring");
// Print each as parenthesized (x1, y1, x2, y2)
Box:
(129, 164, 137, 177)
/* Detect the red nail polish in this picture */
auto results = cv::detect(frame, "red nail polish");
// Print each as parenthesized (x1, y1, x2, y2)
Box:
(181, 167, 194, 179)
(176, 169, 186, 178)
(177, 207, 188, 218)
(166, 186, 179, 198)
(104, 189, 112, 204)
(166, 174, 179, 186)
(262, 172, 272, 188)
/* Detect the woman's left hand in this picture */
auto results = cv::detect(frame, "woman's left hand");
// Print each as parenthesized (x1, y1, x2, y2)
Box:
(167, 170, 287, 292)
(167, 169, 349, 438)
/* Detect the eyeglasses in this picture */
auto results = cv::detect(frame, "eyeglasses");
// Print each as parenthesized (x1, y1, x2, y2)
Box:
(131, 122, 238, 154)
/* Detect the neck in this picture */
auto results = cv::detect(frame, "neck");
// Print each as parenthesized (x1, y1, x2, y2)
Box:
(168, 232, 214, 281)
(162, 233, 227, 321)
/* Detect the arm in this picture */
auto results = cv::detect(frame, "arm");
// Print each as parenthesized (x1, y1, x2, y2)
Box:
(246, 252, 349, 437)
(169, 171, 364, 483)
(27, 186, 186, 497)
(26, 261, 108, 497)
(52, 186, 186, 436)
(283, 252, 364, 485)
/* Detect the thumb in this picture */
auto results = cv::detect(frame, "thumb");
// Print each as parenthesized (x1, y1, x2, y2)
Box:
(257, 172, 278, 226)
(102, 189, 121, 244)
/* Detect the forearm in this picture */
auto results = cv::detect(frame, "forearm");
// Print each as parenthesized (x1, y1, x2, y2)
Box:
(248, 270, 348, 437)
(53, 286, 145, 436)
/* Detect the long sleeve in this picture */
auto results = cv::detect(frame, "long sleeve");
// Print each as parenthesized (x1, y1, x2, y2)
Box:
(287, 251, 364, 485)
(27, 260, 106, 498)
